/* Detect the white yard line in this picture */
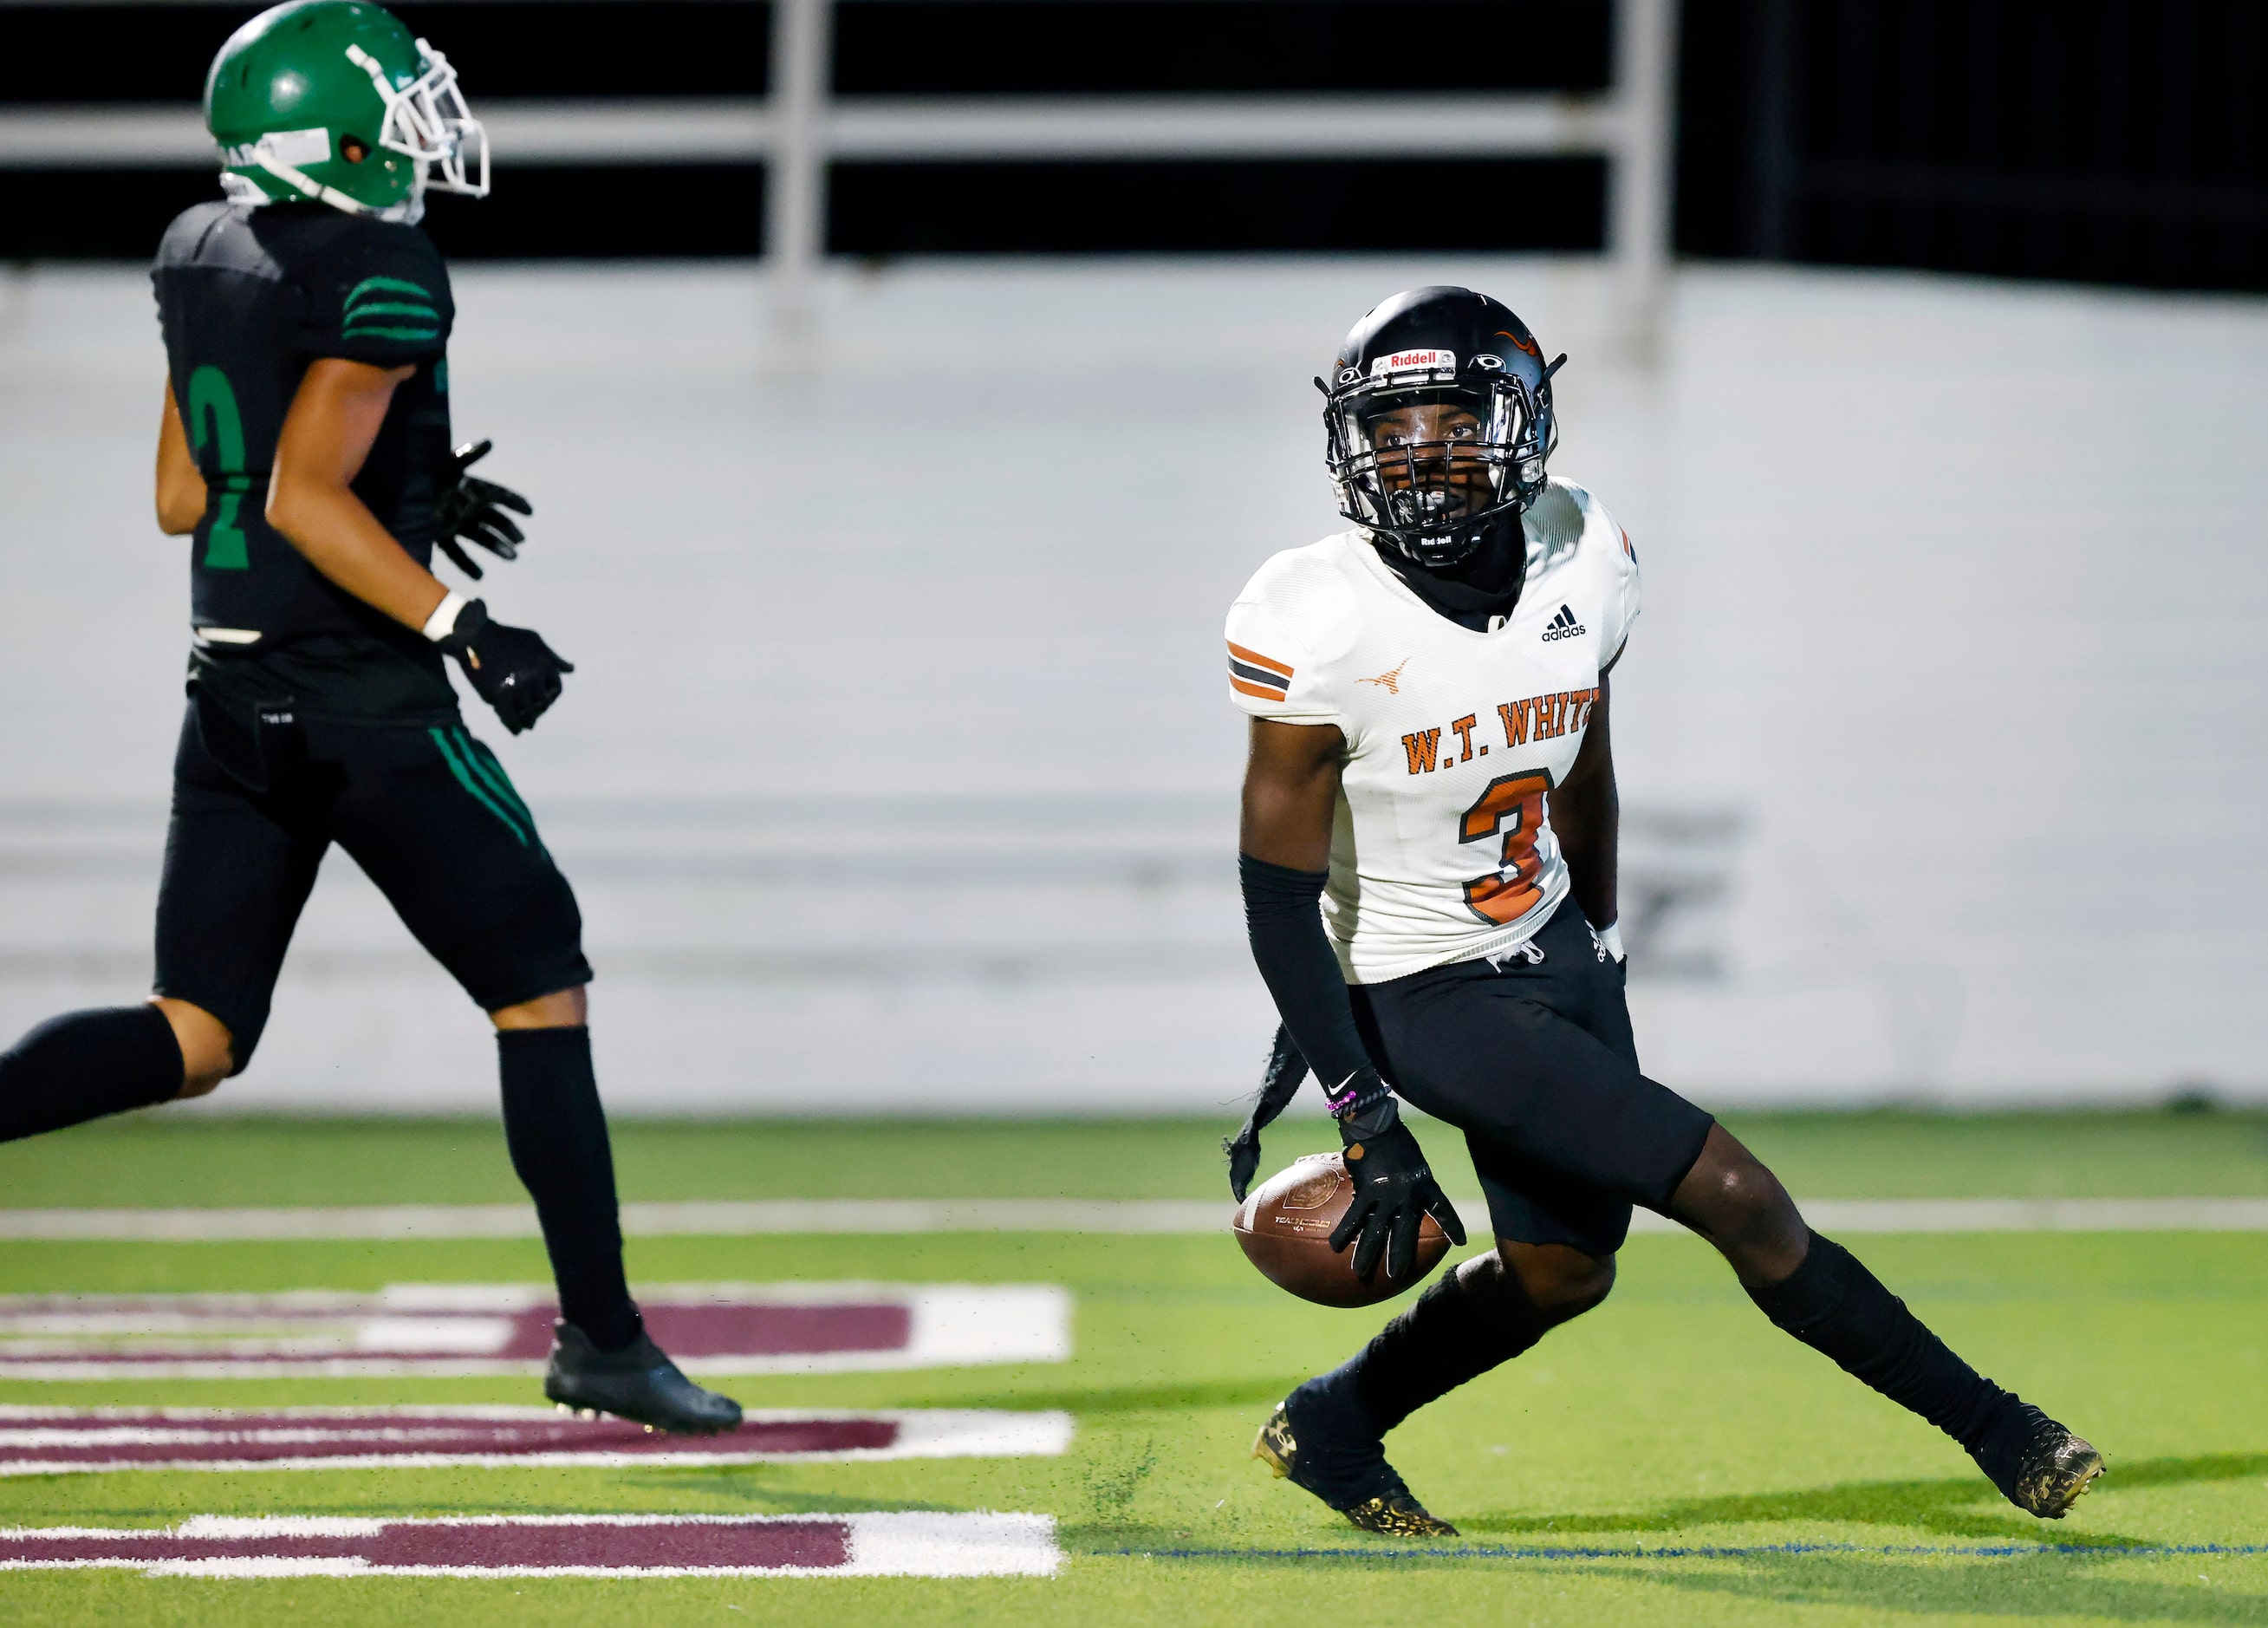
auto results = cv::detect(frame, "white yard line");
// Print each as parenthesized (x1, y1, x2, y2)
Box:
(842, 1512, 1061, 1579)
(0, 1195, 2264, 1241)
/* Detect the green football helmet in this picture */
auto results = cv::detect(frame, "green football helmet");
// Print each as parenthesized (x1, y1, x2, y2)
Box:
(205, 0, 487, 223)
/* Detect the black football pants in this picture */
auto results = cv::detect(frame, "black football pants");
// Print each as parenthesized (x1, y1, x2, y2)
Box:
(155, 698, 591, 1066)
(1349, 899, 1715, 1257)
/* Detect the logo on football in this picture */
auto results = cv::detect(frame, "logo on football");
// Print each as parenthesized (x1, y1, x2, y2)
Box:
(1231, 1152, 1452, 1307)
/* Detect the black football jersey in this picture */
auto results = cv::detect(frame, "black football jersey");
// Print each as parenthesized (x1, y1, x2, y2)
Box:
(152, 199, 460, 720)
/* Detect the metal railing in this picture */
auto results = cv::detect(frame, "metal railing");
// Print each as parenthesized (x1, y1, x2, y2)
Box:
(0, 0, 1676, 333)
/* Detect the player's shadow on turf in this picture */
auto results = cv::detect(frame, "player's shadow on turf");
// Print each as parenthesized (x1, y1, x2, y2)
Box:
(1618, 1548, 2268, 1625)
(1459, 1452, 2268, 1550)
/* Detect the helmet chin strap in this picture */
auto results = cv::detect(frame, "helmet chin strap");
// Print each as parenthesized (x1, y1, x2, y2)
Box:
(251, 151, 425, 223)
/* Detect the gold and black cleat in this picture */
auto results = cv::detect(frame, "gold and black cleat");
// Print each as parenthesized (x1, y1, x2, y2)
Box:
(2011, 1425, 2105, 1519)
(1251, 1399, 1301, 1480)
(1340, 1491, 1459, 1539)
(1974, 1402, 2104, 1520)
(1251, 1400, 1459, 1538)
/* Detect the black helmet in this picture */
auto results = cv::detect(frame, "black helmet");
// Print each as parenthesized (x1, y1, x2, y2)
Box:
(1320, 286, 1564, 569)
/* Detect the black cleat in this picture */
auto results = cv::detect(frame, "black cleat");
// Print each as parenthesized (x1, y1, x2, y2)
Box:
(543, 1320, 744, 1436)
(1971, 1400, 2104, 1519)
(1251, 1387, 1458, 1538)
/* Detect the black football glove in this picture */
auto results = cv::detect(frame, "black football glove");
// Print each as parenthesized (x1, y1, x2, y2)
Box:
(432, 440, 531, 582)
(1328, 1111, 1467, 1283)
(438, 598, 574, 735)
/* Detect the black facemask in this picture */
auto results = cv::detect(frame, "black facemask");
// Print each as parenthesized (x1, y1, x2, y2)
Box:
(1374, 513, 1525, 632)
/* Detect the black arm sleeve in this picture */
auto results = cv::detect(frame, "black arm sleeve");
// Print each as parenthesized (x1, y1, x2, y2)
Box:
(1238, 853, 1388, 1115)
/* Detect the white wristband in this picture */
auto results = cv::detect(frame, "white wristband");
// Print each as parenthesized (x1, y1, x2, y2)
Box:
(422, 590, 469, 642)
(1597, 921, 1627, 963)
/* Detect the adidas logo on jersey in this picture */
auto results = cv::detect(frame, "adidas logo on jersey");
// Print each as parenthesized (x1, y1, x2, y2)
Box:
(1540, 604, 1587, 642)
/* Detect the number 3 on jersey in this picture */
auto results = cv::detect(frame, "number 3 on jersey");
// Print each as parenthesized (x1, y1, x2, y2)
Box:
(1459, 771, 1551, 926)
(185, 365, 250, 570)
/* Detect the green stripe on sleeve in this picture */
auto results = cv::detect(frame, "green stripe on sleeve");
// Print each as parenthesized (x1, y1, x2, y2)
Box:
(342, 324, 442, 342)
(342, 301, 439, 321)
(430, 727, 529, 846)
(345, 275, 433, 305)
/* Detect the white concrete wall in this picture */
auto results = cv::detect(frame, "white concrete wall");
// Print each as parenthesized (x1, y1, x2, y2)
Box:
(2, 257, 2263, 1113)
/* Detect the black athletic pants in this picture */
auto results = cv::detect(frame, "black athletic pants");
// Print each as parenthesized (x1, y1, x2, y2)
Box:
(1350, 899, 1715, 1255)
(156, 697, 590, 1064)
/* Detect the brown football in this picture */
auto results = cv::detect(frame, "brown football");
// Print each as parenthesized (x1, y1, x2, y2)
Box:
(1232, 1151, 1451, 1307)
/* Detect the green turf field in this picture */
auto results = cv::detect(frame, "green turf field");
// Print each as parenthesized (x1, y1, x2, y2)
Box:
(7, 1104, 2266, 1206)
(1, 1110, 2264, 1625)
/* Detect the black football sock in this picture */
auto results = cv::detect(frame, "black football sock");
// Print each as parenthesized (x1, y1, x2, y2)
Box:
(497, 1026, 640, 1353)
(0, 1006, 183, 1144)
(1746, 1230, 2009, 1449)
(1341, 1263, 1550, 1436)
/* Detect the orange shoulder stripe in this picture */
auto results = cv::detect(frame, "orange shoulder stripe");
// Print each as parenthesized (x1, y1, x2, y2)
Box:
(1226, 640, 1295, 681)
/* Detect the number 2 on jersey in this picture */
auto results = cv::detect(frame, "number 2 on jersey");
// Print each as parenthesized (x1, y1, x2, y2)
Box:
(1458, 771, 1551, 926)
(185, 365, 250, 570)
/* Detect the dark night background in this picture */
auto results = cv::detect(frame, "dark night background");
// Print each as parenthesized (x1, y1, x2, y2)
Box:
(3, 0, 2262, 290)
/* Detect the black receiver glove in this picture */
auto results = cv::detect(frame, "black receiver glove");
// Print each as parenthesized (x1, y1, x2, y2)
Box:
(432, 440, 532, 582)
(438, 598, 574, 735)
(1329, 1107, 1467, 1283)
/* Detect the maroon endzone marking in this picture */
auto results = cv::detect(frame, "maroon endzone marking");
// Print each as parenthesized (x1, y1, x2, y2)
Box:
(0, 1300, 917, 1367)
(0, 1520, 854, 1571)
(594, 1303, 913, 1358)
(6, 1415, 899, 1465)
(501, 1308, 555, 1360)
(502, 1302, 913, 1360)
(367, 1521, 851, 1570)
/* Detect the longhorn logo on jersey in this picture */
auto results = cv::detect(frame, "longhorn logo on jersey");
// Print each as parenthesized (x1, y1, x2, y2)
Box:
(1359, 659, 1410, 694)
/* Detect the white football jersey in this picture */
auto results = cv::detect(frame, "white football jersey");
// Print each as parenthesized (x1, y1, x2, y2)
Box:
(1225, 479, 1640, 983)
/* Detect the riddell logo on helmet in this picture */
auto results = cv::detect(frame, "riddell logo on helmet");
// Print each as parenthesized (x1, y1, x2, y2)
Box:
(1371, 349, 1456, 375)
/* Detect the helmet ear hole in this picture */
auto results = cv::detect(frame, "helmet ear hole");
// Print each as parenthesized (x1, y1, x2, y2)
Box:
(341, 134, 369, 163)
